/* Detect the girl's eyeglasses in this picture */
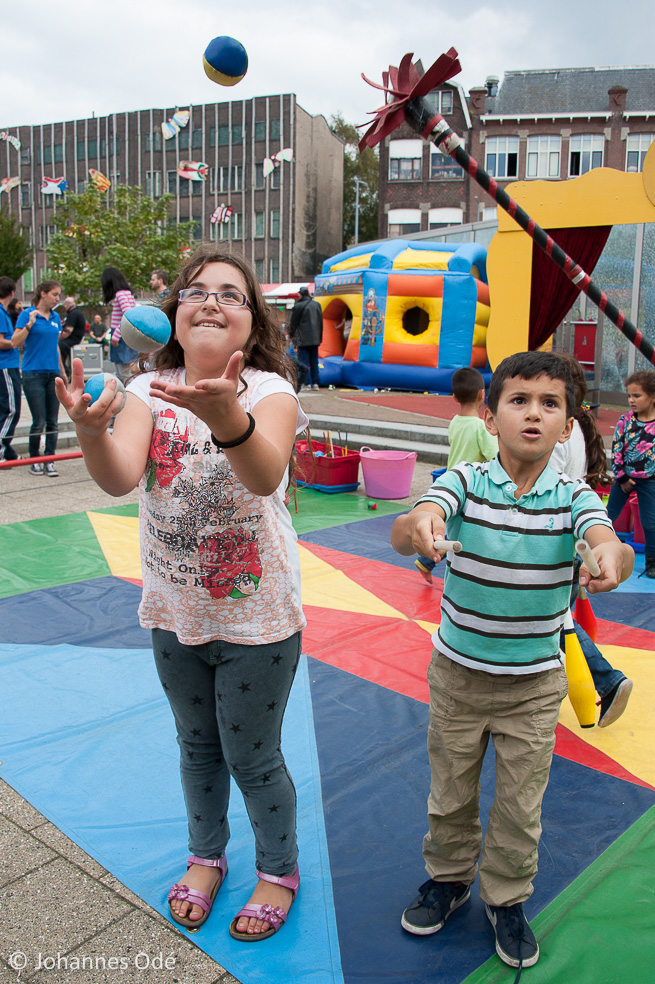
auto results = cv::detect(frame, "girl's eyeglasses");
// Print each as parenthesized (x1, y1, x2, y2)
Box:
(178, 288, 252, 310)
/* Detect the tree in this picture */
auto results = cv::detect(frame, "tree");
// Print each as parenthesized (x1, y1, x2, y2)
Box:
(330, 114, 379, 247)
(0, 207, 33, 282)
(46, 184, 195, 303)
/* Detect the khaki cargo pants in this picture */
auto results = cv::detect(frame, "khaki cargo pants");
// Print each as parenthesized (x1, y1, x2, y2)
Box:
(422, 650, 568, 907)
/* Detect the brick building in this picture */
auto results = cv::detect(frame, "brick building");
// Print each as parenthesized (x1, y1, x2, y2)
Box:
(378, 65, 655, 238)
(0, 95, 343, 295)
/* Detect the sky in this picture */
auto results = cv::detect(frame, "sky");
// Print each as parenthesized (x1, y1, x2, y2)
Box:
(2, 0, 653, 131)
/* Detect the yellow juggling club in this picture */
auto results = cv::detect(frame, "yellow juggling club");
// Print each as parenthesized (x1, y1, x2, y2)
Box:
(562, 608, 596, 728)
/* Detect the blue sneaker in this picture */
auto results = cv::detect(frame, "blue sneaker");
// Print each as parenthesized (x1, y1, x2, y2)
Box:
(485, 902, 539, 978)
(401, 879, 470, 935)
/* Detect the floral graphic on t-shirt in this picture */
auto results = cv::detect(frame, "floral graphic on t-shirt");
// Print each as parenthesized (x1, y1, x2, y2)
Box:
(146, 409, 189, 490)
(197, 528, 263, 600)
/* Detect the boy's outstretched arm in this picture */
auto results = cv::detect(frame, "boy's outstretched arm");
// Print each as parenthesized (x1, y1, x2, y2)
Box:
(579, 525, 634, 593)
(391, 503, 448, 560)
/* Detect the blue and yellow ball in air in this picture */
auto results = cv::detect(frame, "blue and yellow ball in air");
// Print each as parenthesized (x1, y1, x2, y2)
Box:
(203, 36, 248, 86)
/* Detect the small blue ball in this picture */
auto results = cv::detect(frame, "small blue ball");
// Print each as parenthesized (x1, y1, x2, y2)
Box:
(203, 36, 248, 86)
(84, 373, 127, 412)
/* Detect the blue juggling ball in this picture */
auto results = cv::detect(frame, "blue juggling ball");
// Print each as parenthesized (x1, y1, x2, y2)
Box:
(84, 373, 127, 412)
(120, 305, 171, 354)
(203, 36, 248, 86)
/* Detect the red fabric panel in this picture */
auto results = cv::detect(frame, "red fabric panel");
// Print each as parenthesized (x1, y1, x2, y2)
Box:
(529, 226, 611, 350)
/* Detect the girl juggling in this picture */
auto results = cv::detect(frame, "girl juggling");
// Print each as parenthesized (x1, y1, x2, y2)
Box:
(56, 246, 308, 940)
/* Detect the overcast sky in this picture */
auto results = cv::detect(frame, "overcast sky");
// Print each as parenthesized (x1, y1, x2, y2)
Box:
(3, 0, 653, 131)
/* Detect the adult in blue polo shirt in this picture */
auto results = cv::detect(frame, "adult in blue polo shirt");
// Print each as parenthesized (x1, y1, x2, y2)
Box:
(14, 279, 66, 477)
(0, 276, 21, 461)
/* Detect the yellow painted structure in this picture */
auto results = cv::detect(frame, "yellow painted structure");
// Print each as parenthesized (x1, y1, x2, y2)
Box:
(486, 142, 655, 368)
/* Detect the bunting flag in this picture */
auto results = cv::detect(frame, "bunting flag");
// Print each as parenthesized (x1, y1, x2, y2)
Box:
(177, 160, 209, 181)
(0, 131, 21, 152)
(41, 176, 68, 196)
(0, 176, 20, 195)
(263, 147, 293, 177)
(89, 168, 111, 192)
(161, 110, 190, 140)
(210, 203, 233, 224)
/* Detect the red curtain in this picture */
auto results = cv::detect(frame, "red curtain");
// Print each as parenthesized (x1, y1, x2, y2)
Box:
(528, 226, 612, 350)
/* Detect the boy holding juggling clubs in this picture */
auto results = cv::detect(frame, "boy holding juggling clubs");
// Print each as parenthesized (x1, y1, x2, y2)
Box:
(391, 352, 633, 976)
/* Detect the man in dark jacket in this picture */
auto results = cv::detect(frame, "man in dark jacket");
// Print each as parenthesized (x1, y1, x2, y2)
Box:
(289, 286, 323, 389)
(59, 297, 87, 378)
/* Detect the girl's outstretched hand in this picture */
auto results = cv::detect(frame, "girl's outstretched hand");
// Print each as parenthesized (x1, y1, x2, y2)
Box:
(55, 358, 122, 434)
(149, 351, 244, 430)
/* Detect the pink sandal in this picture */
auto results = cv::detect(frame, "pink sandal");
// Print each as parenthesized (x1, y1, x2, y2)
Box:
(229, 865, 299, 941)
(168, 854, 227, 930)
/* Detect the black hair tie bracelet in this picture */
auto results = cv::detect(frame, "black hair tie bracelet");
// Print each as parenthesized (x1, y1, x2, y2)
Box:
(211, 412, 256, 451)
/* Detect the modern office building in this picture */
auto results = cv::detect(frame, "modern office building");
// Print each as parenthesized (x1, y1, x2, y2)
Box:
(0, 95, 344, 294)
(378, 64, 655, 237)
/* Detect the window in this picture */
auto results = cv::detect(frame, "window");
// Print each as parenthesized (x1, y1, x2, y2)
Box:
(430, 145, 463, 180)
(423, 89, 454, 115)
(178, 130, 189, 150)
(271, 166, 281, 189)
(21, 183, 31, 209)
(77, 180, 86, 194)
(428, 207, 463, 229)
(167, 170, 178, 194)
(526, 135, 561, 179)
(37, 146, 52, 165)
(626, 133, 654, 172)
(270, 119, 280, 141)
(254, 211, 265, 237)
(270, 258, 279, 282)
(231, 125, 243, 145)
(255, 258, 265, 280)
(270, 209, 280, 238)
(146, 171, 162, 197)
(78, 138, 107, 160)
(231, 165, 243, 191)
(211, 211, 243, 240)
(20, 147, 31, 166)
(217, 125, 230, 146)
(38, 224, 57, 249)
(485, 136, 518, 179)
(387, 208, 421, 237)
(54, 144, 64, 164)
(23, 268, 34, 293)
(145, 131, 162, 152)
(255, 121, 266, 142)
(254, 162, 265, 189)
(192, 129, 203, 149)
(568, 134, 604, 177)
(389, 139, 423, 180)
(176, 177, 203, 197)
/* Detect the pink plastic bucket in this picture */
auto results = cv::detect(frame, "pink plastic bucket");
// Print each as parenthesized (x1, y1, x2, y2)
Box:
(359, 447, 417, 499)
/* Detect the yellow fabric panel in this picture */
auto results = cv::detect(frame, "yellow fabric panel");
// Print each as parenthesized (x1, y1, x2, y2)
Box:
(384, 295, 442, 346)
(475, 301, 490, 327)
(328, 253, 374, 272)
(391, 247, 453, 271)
(416, 619, 440, 636)
(317, 293, 362, 315)
(557, 643, 655, 787)
(87, 512, 141, 580)
(299, 543, 407, 619)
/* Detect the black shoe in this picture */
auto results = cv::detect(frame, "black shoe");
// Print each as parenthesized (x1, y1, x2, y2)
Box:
(642, 555, 655, 579)
(485, 902, 539, 978)
(401, 878, 470, 935)
(598, 677, 633, 727)
(44, 462, 59, 477)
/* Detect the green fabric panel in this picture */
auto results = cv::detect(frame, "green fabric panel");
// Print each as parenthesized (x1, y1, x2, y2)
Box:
(0, 510, 119, 598)
(290, 488, 400, 534)
(461, 805, 655, 984)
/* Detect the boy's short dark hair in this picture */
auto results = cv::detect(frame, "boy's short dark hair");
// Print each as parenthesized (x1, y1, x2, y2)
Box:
(625, 370, 655, 397)
(487, 351, 575, 417)
(0, 277, 16, 300)
(451, 367, 485, 405)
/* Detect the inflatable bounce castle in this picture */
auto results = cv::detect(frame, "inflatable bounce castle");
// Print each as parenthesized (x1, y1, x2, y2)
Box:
(315, 238, 490, 391)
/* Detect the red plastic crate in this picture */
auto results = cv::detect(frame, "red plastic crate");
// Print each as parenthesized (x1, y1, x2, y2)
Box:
(295, 440, 360, 487)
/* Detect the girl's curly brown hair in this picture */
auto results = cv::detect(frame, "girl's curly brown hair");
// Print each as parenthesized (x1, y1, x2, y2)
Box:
(141, 244, 297, 386)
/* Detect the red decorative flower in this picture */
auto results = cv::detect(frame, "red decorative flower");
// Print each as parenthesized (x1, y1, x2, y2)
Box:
(358, 48, 461, 152)
(198, 529, 262, 600)
(148, 410, 189, 488)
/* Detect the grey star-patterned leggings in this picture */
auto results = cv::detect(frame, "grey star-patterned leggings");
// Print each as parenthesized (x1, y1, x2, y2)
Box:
(152, 627, 302, 877)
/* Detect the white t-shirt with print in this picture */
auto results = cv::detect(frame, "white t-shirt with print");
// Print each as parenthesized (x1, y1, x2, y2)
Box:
(128, 367, 309, 646)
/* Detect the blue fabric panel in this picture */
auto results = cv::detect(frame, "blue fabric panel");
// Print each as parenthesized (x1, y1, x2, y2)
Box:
(447, 242, 488, 283)
(358, 270, 388, 363)
(309, 658, 655, 984)
(438, 275, 478, 369)
(0, 641, 343, 984)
